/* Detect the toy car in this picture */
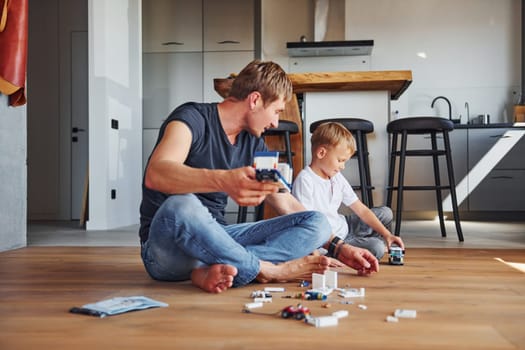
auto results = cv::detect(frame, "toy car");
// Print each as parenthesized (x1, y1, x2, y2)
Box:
(253, 151, 292, 191)
(281, 304, 310, 320)
(389, 245, 405, 265)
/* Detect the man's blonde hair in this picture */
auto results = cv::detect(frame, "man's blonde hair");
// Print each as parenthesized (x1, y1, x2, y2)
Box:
(311, 122, 356, 155)
(229, 60, 293, 106)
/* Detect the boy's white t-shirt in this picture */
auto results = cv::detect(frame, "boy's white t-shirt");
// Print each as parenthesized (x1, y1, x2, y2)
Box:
(292, 166, 359, 239)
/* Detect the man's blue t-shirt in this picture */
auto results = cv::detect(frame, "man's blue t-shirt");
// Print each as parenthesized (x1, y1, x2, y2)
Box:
(139, 102, 266, 243)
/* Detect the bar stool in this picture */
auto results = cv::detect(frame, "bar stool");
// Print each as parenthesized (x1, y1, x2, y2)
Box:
(237, 120, 299, 223)
(386, 116, 464, 241)
(310, 118, 375, 208)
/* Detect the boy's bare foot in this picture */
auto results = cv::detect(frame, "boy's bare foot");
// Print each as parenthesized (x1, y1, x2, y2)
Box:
(255, 255, 330, 283)
(191, 264, 238, 293)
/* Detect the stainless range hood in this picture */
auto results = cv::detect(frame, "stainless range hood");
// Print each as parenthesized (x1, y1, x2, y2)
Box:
(287, 40, 374, 57)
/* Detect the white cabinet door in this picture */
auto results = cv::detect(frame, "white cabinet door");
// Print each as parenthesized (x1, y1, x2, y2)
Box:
(203, 0, 254, 51)
(143, 52, 203, 128)
(143, 129, 160, 171)
(203, 51, 254, 103)
(142, 0, 202, 53)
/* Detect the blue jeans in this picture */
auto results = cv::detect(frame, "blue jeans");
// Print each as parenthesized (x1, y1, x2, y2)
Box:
(141, 194, 331, 287)
(344, 206, 393, 260)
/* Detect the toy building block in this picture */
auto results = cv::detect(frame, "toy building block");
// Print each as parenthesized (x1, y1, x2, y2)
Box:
(253, 297, 272, 303)
(305, 315, 339, 328)
(264, 287, 285, 293)
(312, 273, 325, 290)
(325, 270, 338, 289)
(394, 309, 417, 318)
(357, 304, 367, 310)
(331, 310, 349, 319)
(253, 152, 292, 191)
(386, 315, 399, 323)
(338, 287, 365, 298)
(250, 290, 272, 298)
(244, 302, 263, 309)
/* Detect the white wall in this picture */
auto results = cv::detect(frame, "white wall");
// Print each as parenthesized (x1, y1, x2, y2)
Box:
(87, 0, 142, 230)
(0, 95, 27, 251)
(262, 0, 521, 124)
(345, 0, 521, 124)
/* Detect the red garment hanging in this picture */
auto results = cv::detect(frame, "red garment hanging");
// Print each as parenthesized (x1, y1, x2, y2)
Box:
(0, 0, 28, 107)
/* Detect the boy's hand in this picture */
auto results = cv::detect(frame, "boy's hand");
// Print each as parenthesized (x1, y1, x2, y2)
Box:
(386, 234, 405, 250)
(336, 244, 379, 276)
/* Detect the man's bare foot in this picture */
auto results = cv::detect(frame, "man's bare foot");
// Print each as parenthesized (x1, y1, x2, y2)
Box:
(255, 255, 330, 283)
(191, 264, 238, 293)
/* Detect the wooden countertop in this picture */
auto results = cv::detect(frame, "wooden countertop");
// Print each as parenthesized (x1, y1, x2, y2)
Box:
(214, 70, 412, 100)
(288, 70, 412, 100)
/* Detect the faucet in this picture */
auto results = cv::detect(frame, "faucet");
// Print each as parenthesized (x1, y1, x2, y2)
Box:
(464, 102, 470, 122)
(431, 96, 452, 120)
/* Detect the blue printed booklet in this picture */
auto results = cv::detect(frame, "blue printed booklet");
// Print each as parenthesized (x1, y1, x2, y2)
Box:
(81, 296, 168, 316)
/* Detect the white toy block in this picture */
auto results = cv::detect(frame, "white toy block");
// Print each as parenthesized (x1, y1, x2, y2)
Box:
(244, 302, 263, 309)
(338, 287, 365, 298)
(306, 315, 339, 328)
(357, 304, 367, 310)
(394, 309, 417, 318)
(332, 310, 349, 319)
(386, 315, 399, 323)
(312, 273, 326, 290)
(253, 297, 272, 303)
(264, 287, 285, 293)
(325, 270, 338, 289)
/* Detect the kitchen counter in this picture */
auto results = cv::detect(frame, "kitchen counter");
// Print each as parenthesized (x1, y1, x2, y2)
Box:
(288, 70, 412, 100)
(455, 122, 525, 129)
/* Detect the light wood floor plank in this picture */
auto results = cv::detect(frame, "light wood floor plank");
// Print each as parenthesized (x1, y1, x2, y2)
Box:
(1, 247, 524, 349)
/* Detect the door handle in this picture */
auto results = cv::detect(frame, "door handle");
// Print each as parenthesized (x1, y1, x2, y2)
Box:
(72, 127, 86, 133)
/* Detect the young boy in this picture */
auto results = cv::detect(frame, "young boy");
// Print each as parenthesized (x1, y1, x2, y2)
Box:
(292, 122, 405, 260)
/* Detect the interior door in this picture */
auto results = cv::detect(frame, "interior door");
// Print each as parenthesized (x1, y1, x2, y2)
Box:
(71, 31, 88, 220)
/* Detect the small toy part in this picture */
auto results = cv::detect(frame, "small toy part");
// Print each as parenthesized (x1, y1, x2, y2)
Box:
(322, 303, 331, 308)
(311, 271, 337, 295)
(305, 315, 339, 328)
(244, 302, 263, 309)
(340, 301, 354, 305)
(386, 315, 399, 323)
(253, 152, 292, 191)
(358, 304, 367, 310)
(283, 291, 327, 300)
(338, 287, 365, 298)
(394, 309, 417, 318)
(281, 304, 310, 320)
(251, 290, 272, 298)
(331, 310, 349, 319)
(253, 297, 272, 303)
(299, 280, 310, 287)
(264, 287, 285, 293)
(389, 245, 405, 265)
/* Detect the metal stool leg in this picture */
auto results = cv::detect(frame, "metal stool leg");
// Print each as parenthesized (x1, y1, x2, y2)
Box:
(394, 131, 408, 236)
(431, 132, 447, 237)
(443, 131, 464, 241)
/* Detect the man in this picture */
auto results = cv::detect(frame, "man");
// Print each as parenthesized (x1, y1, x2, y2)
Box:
(140, 60, 378, 293)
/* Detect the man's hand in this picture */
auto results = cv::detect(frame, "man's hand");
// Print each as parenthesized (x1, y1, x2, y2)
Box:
(223, 166, 280, 207)
(336, 244, 379, 276)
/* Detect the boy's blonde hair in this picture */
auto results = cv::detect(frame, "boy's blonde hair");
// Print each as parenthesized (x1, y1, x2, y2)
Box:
(311, 122, 356, 156)
(229, 60, 293, 106)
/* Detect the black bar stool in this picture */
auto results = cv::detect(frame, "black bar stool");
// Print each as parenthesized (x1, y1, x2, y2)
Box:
(310, 118, 375, 208)
(386, 116, 464, 241)
(237, 120, 299, 223)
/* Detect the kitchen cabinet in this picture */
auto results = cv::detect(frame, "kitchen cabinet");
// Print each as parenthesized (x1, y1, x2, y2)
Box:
(203, 51, 254, 102)
(143, 52, 203, 128)
(142, 0, 202, 53)
(203, 0, 254, 52)
(468, 128, 525, 211)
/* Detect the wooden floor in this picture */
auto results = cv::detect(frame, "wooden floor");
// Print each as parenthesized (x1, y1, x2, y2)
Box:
(1, 247, 524, 349)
